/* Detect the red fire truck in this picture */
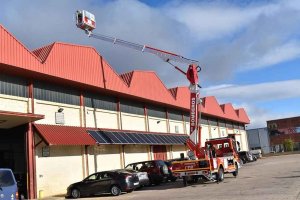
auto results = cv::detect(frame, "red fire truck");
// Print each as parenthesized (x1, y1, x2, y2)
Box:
(172, 137, 240, 186)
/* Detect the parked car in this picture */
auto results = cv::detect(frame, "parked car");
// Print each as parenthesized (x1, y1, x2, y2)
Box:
(164, 161, 177, 182)
(66, 170, 139, 198)
(238, 151, 257, 164)
(121, 169, 149, 187)
(0, 168, 19, 200)
(125, 160, 169, 185)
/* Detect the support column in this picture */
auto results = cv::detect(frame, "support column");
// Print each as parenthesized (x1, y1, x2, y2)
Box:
(26, 122, 36, 199)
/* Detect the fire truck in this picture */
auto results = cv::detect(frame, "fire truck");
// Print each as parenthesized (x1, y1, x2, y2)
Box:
(75, 10, 240, 186)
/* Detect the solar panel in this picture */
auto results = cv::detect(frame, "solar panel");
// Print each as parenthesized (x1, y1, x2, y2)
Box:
(89, 130, 188, 145)
(122, 132, 137, 144)
(87, 130, 109, 144)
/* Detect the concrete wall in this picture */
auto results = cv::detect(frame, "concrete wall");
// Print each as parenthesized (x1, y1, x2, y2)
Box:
(240, 130, 249, 151)
(124, 145, 149, 166)
(121, 113, 146, 131)
(201, 126, 210, 147)
(35, 145, 84, 197)
(0, 94, 29, 113)
(172, 145, 187, 159)
(169, 120, 184, 134)
(148, 117, 168, 133)
(94, 145, 122, 171)
(210, 126, 219, 138)
(85, 107, 119, 129)
(34, 100, 81, 126)
(219, 127, 227, 137)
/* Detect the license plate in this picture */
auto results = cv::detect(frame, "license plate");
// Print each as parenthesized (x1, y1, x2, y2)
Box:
(134, 182, 139, 185)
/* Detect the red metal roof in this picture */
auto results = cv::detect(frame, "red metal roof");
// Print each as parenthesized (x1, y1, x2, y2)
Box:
(0, 24, 250, 124)
(34, 124, 96, 146)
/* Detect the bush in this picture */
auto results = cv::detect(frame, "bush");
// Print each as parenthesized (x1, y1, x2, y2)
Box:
(283, 138, 295, 151)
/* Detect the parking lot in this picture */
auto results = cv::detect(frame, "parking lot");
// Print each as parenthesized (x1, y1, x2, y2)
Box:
(57, 154, 300, 200)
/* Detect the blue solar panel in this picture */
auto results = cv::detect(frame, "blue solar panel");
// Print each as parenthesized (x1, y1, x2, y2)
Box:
(88, 130, 188, 145)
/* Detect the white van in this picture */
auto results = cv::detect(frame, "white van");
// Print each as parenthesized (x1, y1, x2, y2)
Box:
(0, 168, 18, 200)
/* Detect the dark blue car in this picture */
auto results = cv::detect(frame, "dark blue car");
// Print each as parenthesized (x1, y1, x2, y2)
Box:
(0, 168, 18, 200)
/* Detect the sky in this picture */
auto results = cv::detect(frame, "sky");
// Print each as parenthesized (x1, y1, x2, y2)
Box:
(0, 0, 299, 129)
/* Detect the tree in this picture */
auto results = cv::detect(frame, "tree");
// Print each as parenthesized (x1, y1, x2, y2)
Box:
(283, 138, 294, 152)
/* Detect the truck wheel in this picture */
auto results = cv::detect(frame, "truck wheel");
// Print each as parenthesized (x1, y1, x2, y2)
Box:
(216, 167, 224, 183)
(232, 163, 238, 177)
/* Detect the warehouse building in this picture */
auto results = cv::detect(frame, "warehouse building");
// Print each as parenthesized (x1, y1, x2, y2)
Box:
(267, 116, 300, 152)
(0, 25, 250, 198)
(246, 127, 271, 154)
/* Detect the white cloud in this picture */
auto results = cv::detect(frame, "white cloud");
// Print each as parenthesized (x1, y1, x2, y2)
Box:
(203, 80, 300, 102)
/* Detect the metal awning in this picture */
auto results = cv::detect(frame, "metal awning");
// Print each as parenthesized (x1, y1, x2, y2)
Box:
(34, 124, 96, 146)
(88, 130, 188, 145)
(0, 110, 44, 129)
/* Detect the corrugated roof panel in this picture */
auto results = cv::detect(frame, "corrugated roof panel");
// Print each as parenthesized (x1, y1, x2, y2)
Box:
(0, 25, 250, 124)
(34, 124, 96, 146)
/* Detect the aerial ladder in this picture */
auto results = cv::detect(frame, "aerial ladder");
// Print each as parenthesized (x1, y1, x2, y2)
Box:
(75, 10, 204, 160)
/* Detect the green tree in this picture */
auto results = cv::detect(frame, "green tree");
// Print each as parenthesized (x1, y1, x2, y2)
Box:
(283, 138, 294, 152)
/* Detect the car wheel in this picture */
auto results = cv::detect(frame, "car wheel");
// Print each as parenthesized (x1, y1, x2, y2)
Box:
(216, 167, 224, 182)
(71, 188, 80, 199)
(232, 162, 238, 177)
(110, 185, 121, 196)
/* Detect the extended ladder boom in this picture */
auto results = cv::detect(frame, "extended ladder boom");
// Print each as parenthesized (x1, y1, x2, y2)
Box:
(87, 31, 199, 65)
(76, 10, 202, 159)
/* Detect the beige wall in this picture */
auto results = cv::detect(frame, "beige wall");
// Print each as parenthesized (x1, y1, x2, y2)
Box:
(34, 100, 81, 126)
(124, 145, 149, 166)
(121, 113, 146, 131)
(172, 145, 187, 159)
(148, 117, 167, 133)
(200, 125, 210, 147)
(210, 126, 219, 138)
(219, 127, 227, 137)
(240, 130, 249, 151)
(94, 145, 122, 171)
(35, 145, 84, 197)
(0, 94, 29, 113)
(85, 107, 119, 129)
(185, 122, 190, 134)
(169, 120, 184, 134)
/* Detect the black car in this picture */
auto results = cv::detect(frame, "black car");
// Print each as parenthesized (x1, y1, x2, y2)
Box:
(66, 170, 139, 198)
(125, 160, 169, 185)
(238, 151, 256, 164)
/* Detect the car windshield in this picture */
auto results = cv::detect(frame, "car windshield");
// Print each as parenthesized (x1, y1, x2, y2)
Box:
(0, 170, 15, 187)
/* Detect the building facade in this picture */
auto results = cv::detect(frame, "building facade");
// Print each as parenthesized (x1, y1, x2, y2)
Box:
(0, 25, 250, 198)
(267, 116, 300, 152)
(246, 128, 271, 154)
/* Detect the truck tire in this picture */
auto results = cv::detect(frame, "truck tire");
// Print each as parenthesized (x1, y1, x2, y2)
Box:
(216, 167, 224, 183)
(232, 162, 238, 177)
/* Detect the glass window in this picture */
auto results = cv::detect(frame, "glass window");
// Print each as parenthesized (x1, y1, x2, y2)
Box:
(208, 117, 218, 126)
(84, 93, 117, 111)
(147, 105, 166, 119)
(0, 170, 15, 187)
(168, 110, 183, 121)
(0, 74, 28, 98)
(120, 99, 144, 115)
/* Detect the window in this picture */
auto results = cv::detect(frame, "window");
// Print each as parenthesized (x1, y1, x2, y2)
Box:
(168, 110, 183, 121)
(183, 112, 190, 122)
(0, 74, 28, 97)
(201, 115, 209, 125)
(147, 105, 166, 119)
(226, 121, 233, 128)
(208, 117, 218, 126)
(34, 81, 80, 105)
(121, 99, 144, 115)
(219, 119, 226, 127)
(84, 93, 117, 111)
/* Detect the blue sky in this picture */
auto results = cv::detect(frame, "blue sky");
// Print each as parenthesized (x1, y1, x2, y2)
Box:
(0, 0, 299, 129)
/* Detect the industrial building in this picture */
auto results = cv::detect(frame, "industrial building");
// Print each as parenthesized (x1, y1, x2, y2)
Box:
(0, 25, 250, 198)
(246, 127, 271, 154)
(267, 116, 300, 152)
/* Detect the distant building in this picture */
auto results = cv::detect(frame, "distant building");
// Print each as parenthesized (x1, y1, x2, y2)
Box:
(246, 127, 270, 154)
(267, 116, 300, 152)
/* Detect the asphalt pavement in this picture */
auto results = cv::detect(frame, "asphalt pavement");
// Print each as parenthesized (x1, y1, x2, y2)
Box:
(43, 154, 300, 200)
